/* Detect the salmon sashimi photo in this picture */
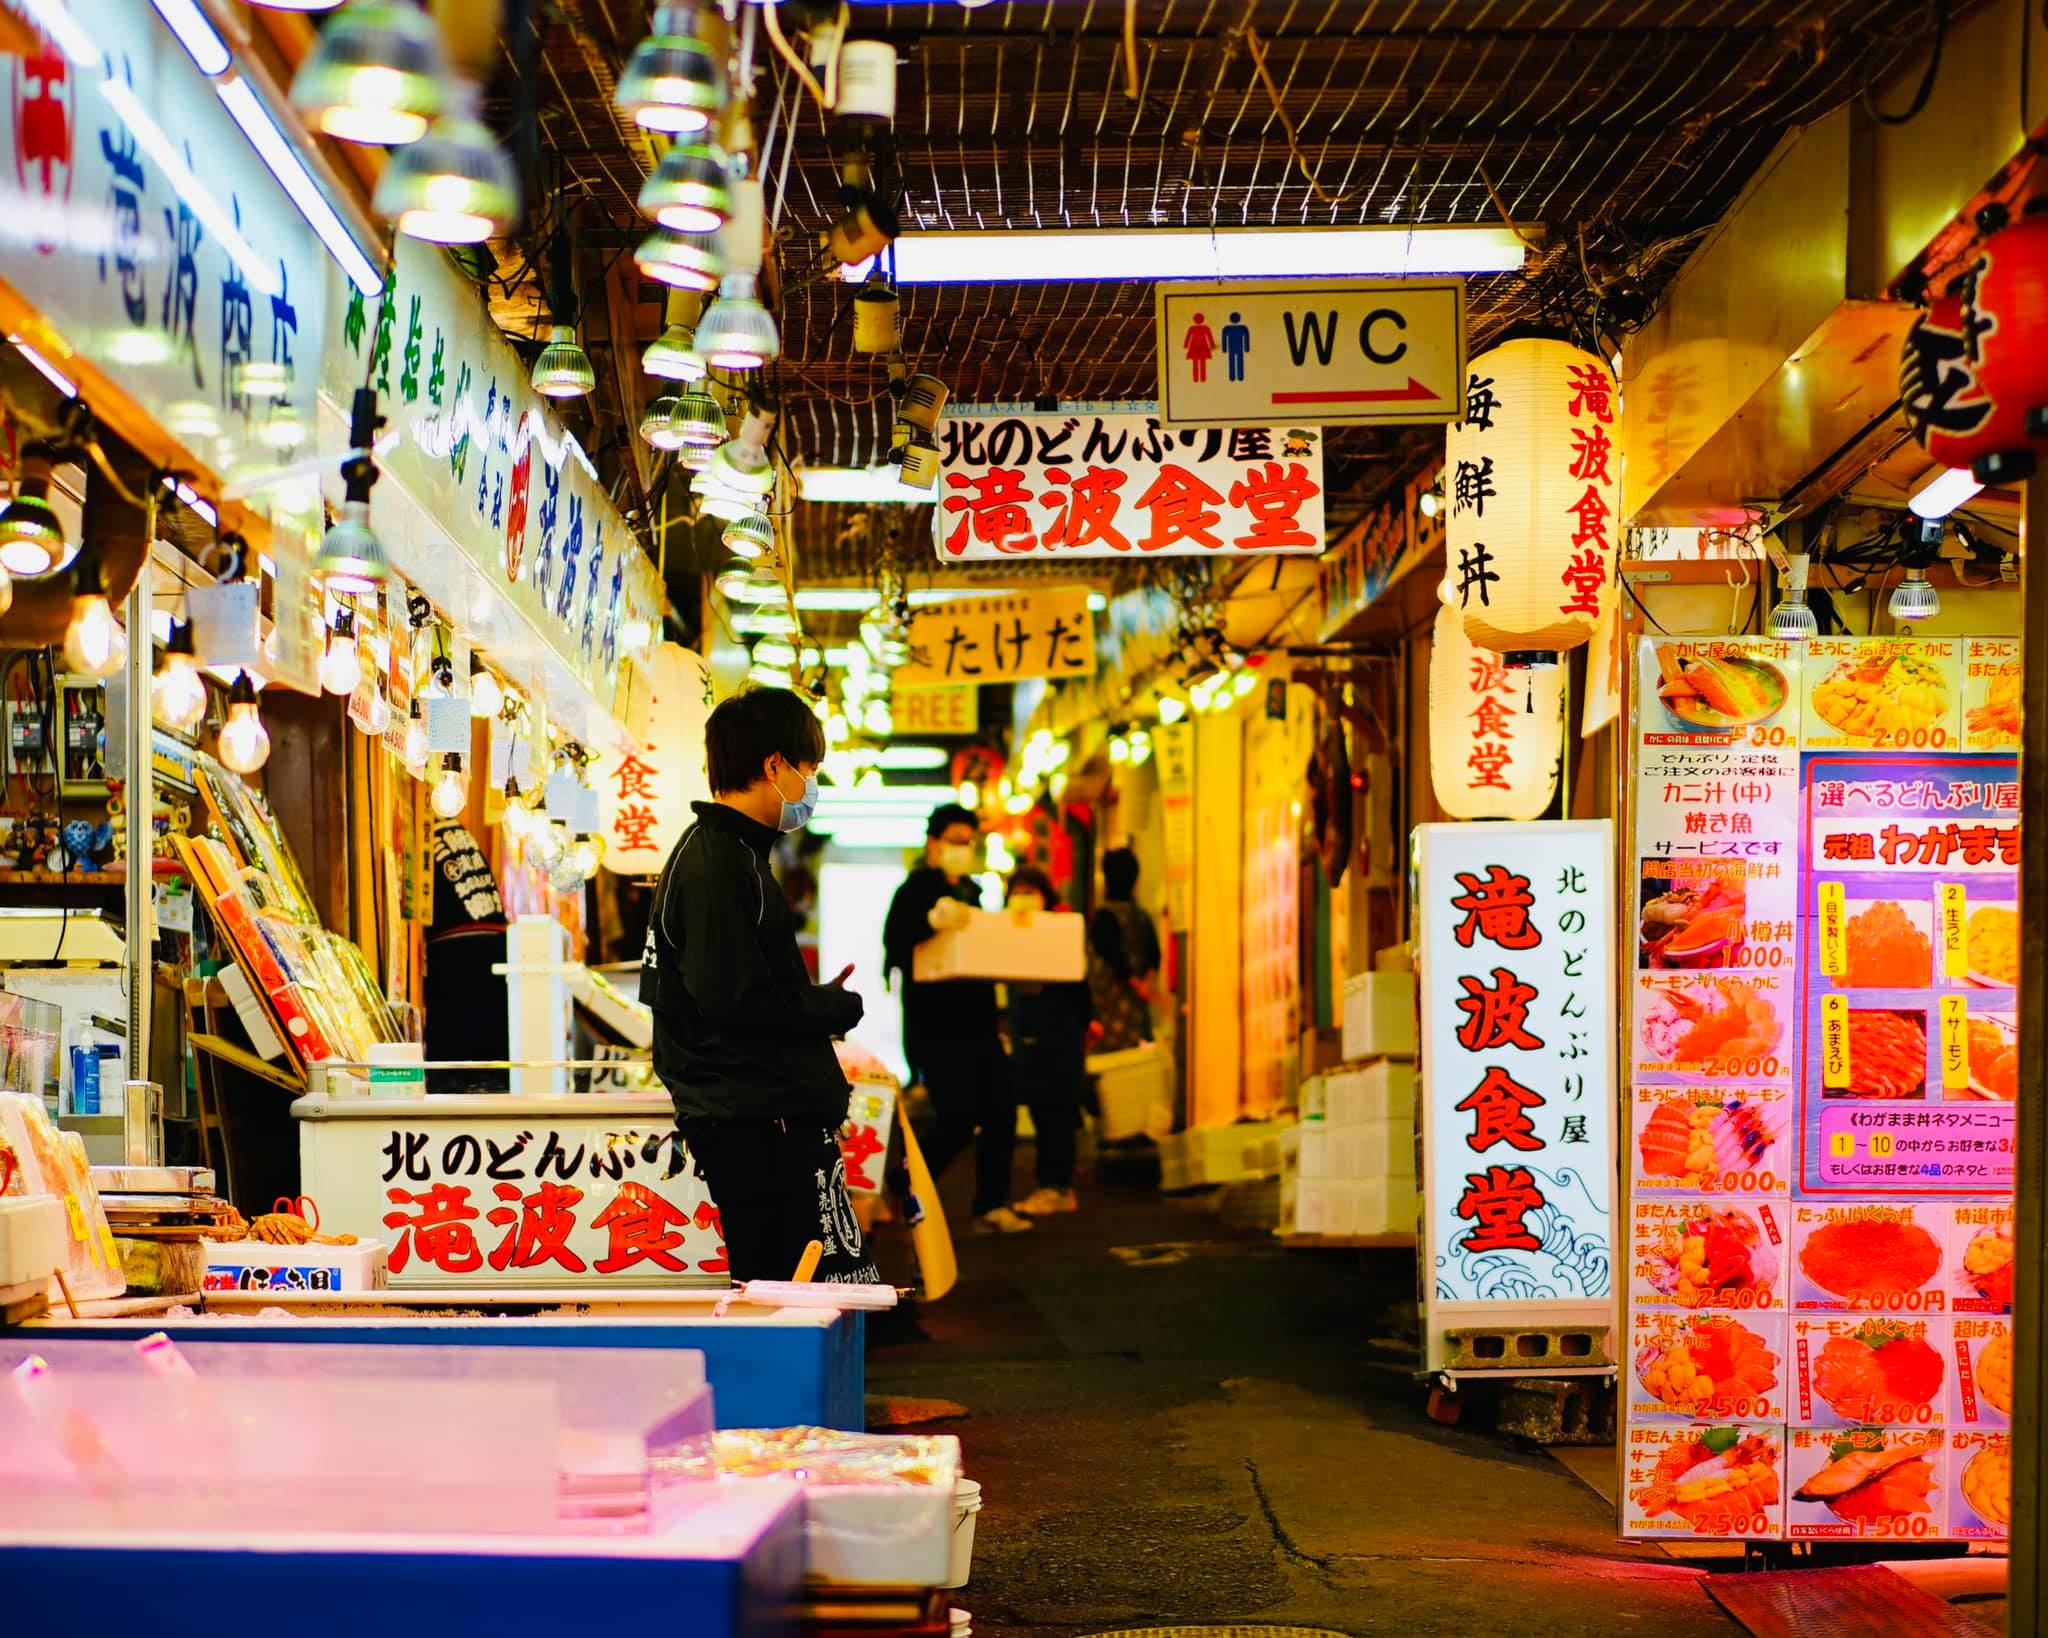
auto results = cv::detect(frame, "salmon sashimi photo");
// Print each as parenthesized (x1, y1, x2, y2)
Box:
(1636, 1317, 1779, 1417)
(1638, 1429, 1781, 1532)
(1809, 1321, 1944, 1423)
(1796, 1216, 1941, 1303)
(1793, 1441, 1937, 1525)
(1651, 1207, 1780, 1308)
(1637, 1098, 1780, 1187)
(1832, 1010, 1927, 1099)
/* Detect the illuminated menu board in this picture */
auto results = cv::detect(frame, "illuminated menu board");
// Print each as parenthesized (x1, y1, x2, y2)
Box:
(1622, 635, 2013, 1546)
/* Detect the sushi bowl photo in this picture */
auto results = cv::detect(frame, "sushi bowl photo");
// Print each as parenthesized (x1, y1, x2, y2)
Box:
(1951, 1214, 2014, 1312)
(1632, 1311, 1783, 1422)
(1626, 1423, 1785, 1539)
(1792, 1316, 1946, 1427)
(1950, 1432, 2011, 1538)
(1649, 646, 1790, 733)
(1792, 1204, 1947, 1313)
(1638, 872, 1749, 970)
(1789, 1427, 1945, 1539)
(1633, 1090, 1784, 1194)
(1633, 1200, 1785, 1311)
(1951, 1320, 2012, 1428)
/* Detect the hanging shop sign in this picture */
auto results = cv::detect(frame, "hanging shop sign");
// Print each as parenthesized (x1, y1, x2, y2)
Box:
(1414, 819, 1617, 1373)
(321, 237, 664, 722)
(1620, 629, 2019, 1547)
(596, 642, 713, 876)
(1445, 338, 1619, 656)
(892, 684, 978, 736)
(934, 412, 1325, 561)
(1154, 277, 1465, 427)
(897, 587, 1097, 687)
(0, 5, 331, 487)
(299, 1101, 726, 1289)
(1427, 603, 1564, 821)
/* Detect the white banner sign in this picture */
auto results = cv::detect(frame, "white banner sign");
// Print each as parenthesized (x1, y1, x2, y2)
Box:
(299, 1102, 725, 1288)
(597, 642, 713, 875)
(934, 411, 1326, 560)
(1416, 819, 1617, 1371)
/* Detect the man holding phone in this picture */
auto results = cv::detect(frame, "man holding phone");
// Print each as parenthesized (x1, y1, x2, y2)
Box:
(643, 687, 879, 1284)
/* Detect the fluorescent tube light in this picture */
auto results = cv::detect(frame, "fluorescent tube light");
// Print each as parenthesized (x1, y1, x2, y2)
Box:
(217, 76, 384, 295)
(789, 587, 882, 612)
(9, 336, 77, 398)
(18, 0, 99, 66)
(1907, 466, 1984, 521)
(150, 0, 231, 74)
(165, 476, 217, 526)
(98, 75, 280, 297)
(799, 464, 930, 503)
(874, 745, 949, 770)
(845, 224, 1532, 285)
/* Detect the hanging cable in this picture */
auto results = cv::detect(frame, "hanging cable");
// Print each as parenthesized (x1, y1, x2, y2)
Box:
(1862, 0, 1949, 126)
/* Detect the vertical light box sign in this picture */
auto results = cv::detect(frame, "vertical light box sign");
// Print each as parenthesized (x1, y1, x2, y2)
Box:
(1416, 820, 1618, 1372)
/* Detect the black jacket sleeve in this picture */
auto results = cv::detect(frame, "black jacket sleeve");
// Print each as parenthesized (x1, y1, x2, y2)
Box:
(1089, 905, 1128, 978)
(884, 869, 951, 981)
(669, 837, 861, 1039)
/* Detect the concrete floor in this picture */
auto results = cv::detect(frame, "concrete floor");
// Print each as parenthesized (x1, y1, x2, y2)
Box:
(867, 1160, 1739, 1637)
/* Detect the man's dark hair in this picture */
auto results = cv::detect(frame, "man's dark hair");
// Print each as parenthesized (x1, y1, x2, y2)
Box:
(1103, 847, 1140, 899)
(704, 687, 825, 795)
(926, 802, 978, 839)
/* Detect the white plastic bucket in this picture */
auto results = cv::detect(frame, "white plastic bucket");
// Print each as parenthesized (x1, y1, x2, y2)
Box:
(942, 1478, 982, 1589)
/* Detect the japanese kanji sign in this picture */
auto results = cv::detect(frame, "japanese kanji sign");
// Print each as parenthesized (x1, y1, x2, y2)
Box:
(1415, 820, 1616, 1371)
(596, 642, 713, 875)
(297, 1099, 726, 1288)
(1155, 277, 1465, 427)
(934, 412, 1326, 561)
(898, 587, 1098, 687)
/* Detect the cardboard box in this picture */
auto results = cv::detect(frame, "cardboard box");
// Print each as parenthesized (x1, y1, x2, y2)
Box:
(1342, 971, 1416, 1060)
(200, 1238, 387, 1293)
(913, 908, 1085, 982)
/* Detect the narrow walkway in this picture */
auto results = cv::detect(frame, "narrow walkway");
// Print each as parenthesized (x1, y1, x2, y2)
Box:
(868, 1161, 1736, 1636)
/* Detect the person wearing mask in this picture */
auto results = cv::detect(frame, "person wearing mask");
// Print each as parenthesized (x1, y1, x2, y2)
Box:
(642, 687, 877, 1284)
(1089, 846, 1162, 1052)
(883, 804, 1033, 1235)
(1004, 867, 1090, 1217)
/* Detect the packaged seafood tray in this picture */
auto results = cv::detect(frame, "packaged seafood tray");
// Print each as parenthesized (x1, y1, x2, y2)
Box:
(1634, 974, 1789, 1082)
(1623, 1421, 1785, 1540)
(1786, 1426, 1946, 1542)
(1628, 1309, 1786, 1424)
(1628, 1197, 1787, 1313)
(1949, 1204, 2014, 1313)
(0, 1091, 124, 1303)
(1630, 1084, 1787, 1196)
(1789, 1315, 1949, 1429)
(1948, 1430, 2011, 1539)
(1791, 1201, 1949, 1314)
(1800, 636, 1960, 751)
(1949, 1317, 2013, 1430)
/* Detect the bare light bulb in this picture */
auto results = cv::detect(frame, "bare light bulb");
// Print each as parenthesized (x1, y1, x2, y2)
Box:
(430, 753, 467, 819)
(153, 653, 207, 733)
(403, 702, 428, 771)
(568, 833, 603, 880)
(501, 777, 534, 837)
(531, 819, 568, 867)
(63, 593, 126, 678)
(218, 674, 271, 773)
(319, 624, 363, 696)
(470, 664, 503, 719)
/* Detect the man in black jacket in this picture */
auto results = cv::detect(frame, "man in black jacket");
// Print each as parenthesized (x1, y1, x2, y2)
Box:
(643, 687, 878, 1284)
(883, 803, 1032, 1235)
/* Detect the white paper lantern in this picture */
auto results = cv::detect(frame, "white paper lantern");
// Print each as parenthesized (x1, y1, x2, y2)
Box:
(594, 642, 714, 875)
(1428, 603, 1564, 820)
(1446, 338, 1619, 658)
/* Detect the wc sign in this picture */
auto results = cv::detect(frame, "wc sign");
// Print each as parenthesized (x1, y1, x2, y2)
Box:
(1154, 278, 1466, 428)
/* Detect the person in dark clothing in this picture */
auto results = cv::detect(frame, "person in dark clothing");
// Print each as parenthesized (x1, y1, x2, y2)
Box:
(883, 803, 1032, 1235)
(423, 816, 509, 1091)
(1003, 867, 1090, 1216)
(642, 687, 878, 1284)
(1088, 846, 1162, 1052)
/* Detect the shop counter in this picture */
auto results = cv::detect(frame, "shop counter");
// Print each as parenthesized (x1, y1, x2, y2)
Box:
(4, 1481, 804, 1638)
(23, 1290, 865, 1430)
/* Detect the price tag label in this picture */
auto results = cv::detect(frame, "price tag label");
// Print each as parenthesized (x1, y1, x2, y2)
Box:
(63, 1193, 86, 1241)
(1817, 882, 1846, 978)
(1940, 995, 1970, 1092)
(1821, 993, 1850, 1088)
(1938, 883, 1968, 980)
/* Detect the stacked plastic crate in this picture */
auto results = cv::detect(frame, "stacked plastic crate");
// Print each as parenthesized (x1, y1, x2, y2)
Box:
(1281, 965, 1418, 1240)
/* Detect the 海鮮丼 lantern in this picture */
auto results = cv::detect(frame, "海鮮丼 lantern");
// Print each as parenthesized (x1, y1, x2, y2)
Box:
(1445, 338, 1619, 662)
(1901, 202, 2048, 479)
(1427, 603, 1563, 821)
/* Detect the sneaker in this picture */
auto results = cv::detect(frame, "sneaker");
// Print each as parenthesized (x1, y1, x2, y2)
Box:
(1013, 1187, 1078, 1216)
(973, 1206, 1037, 1236)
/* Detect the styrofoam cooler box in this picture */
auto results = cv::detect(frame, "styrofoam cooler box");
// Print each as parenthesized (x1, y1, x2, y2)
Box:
(1329, 1117, 1410, 1181)
(1297, 1124, 1330, 1180)
(1157, 1121, 1288, 1190)
(1342, 972, 1416, 1061)
(1297, 1179, 1353, 1236)
(914, 908, 1085, 982)
(200, 1238, 388, 1293)
(1089, 1042, 1173, 1142)
(1354, 1176, 1417, 1235)
(1299, 1075, 1328, 1121)
(1278, 1127, 1301, 1234)
(1324, 1061, 1416, 1124)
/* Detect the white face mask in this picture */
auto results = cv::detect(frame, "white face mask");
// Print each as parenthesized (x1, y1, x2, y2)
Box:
(937, 843, 975, 878)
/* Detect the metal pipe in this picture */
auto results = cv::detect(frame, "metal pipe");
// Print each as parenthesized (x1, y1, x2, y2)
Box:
(123, 550, 152, 1079)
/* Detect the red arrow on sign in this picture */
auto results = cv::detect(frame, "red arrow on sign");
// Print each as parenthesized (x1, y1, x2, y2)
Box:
(1271, 378, 1440, 405)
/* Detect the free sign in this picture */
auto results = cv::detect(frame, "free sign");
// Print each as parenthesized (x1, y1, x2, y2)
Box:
(1154, 277, 1466, 428)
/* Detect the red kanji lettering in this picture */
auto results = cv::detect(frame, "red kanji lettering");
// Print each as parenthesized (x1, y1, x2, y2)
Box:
(1453, 968, 1545, 1053)
(382, 1183, 483, 1274)
(612, 753, 658, 802)
(613, 802, 660, 853)
(1454, 1164, 1547, 1252)
(1449, 865, 1541, 949)
(840, 1121, 886, 1192)
(941, 468, 1037, 556)
(1568, 425, 1613, 484)
(1558, 547, 1608, 617)
(1566, 484, 1610, 550)
(1565, 364, 1613, 424)
(1467, 742, 1515, 790)
(1038, 465, 1131, 551)
(1226, 460, 1319, 551)
(692, 1200, 728, 1275)
(1470, 694, 1518, 740)
(485, 1180, 587, 1273)
(1454, 1067, 1547, 1154)
(591, 1181, 692, 1274)
(1132, 464, 1225, 551)
(1469, 653, 1512, 696)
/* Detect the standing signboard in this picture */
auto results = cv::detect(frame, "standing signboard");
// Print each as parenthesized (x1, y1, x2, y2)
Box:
(1415, 820, 1617, 1373)
(897, 588, 1097, 688)
(1154, 278, 1465, 427)
(1621, 633, 2016, 1545)
(934, 412, 1325, 561)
